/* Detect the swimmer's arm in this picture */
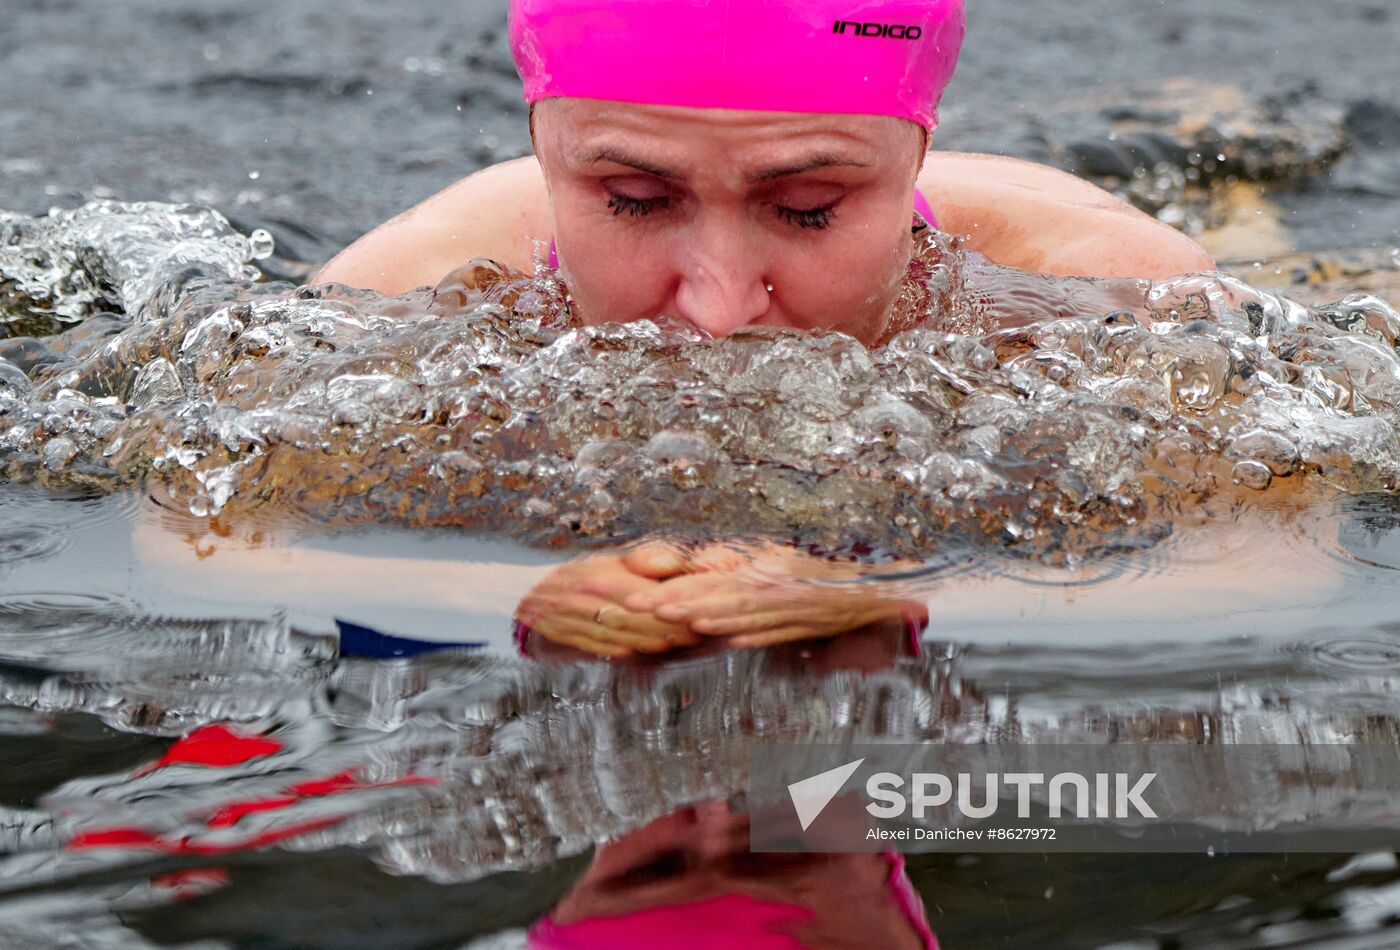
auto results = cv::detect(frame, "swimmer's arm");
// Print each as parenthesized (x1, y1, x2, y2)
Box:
(130, 516, 551, 616)
(313, 157, 553, 294)
(918, 152, 1216, 280)
(131, 517, 693, 656)
(620, 542, 929, 649)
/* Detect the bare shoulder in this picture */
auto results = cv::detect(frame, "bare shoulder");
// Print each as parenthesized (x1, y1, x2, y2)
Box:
(916, 151, 1216, 279)
(313, 156, 553, 294)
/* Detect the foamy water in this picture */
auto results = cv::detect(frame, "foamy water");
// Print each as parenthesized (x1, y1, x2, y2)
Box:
(4, 201, 1400, 563)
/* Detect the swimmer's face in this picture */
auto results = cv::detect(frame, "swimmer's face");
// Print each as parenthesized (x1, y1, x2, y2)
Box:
(532, 99, 926, 345)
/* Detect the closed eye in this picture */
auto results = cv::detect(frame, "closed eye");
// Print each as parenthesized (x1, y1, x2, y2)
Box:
(607, 194, 837, 229)
(608, 194, 670, 217)
(776, 203, 837, 230)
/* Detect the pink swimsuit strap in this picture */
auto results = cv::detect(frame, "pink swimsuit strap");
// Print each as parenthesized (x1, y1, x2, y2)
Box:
(912, 189, 938, 229)
(546, 192, 939, 270)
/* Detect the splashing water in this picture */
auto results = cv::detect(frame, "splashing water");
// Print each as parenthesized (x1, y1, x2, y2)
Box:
(2, 200, 1400, 564)
(0, 200, 261, 337)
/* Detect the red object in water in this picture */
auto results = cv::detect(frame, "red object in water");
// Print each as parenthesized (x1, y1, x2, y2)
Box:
(135, 724, 283, 776)
(204, 794, 301, 829)
(68, 826, 167, 851)
(152, 867, 230, 900)
(205, 770, 437, 828)
(172, 816, 346, 855)
(69, 730, 440, 855)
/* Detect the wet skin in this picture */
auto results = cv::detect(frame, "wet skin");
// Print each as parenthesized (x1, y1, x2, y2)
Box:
(515, 540, 929, 659)
(531, 100, 924, 345)
(316, 101, 1216, 326)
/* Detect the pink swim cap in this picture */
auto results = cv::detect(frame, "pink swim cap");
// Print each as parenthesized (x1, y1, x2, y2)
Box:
(509, 0, 966, 130)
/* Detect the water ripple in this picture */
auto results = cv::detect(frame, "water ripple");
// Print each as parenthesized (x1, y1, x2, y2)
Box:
(1334, 492, 1400, 571)
(0, 527, 68, 571)
(1295, 634, 1400, 673)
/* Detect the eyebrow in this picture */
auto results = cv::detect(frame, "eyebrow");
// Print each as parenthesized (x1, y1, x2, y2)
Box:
(577, 147, 681, 179)
(747, 154, 871, 182)
(577, 147, 871, 183)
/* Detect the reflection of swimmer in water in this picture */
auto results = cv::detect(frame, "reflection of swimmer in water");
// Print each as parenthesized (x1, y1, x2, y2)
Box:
(529, 801, 937, 950)
(522, 604, 940, 949)
(308, 0, 1216, 658)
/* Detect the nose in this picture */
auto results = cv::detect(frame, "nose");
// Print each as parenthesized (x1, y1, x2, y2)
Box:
(671, 216, 772, 337)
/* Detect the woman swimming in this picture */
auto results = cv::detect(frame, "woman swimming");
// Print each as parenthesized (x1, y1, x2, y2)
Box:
(316, 0, 1214, 348)
(296, 0, 1220, 658)
(151, 0, 1232, 658)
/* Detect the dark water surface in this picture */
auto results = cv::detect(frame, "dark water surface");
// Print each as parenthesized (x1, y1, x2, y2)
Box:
(5, 0, 1400, 265)
(6, 2, 1400, 949)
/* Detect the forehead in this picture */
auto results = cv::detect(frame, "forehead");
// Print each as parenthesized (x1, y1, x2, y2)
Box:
(534, 98, 918, 169)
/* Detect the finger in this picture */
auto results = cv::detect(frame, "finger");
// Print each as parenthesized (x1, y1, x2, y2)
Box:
(653, 586, 815, 625)
(624, 573, 746, 615)
(604, 614, 703, 648)
(549, 633, 632, 659)
(618, 615, 703, 647)
(581, 599, 701, 646)
(691, 608, 826, 635)
(692, 600, 889, 635)
(731, 627, 836, 648)
(659, 586, 836, 625)
(583, 569, 688, 606)
(620, 541, 691, 579)
(685, 541, 758, 573)
(535, 613, 673, 653)
(527, 588, 701, 648)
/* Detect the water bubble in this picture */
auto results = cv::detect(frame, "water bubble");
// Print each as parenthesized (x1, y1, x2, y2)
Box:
(1231, 460, 1273, 490)
(131, 358, 183, 407)
(42, 437, 78, 472)
(247, 228, 276, 261)
(644, 430, 713, 465)
(1226, 430, 1299, 477)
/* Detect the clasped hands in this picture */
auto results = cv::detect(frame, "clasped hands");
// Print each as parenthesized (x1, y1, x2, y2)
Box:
(514, 539, 924, 658)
